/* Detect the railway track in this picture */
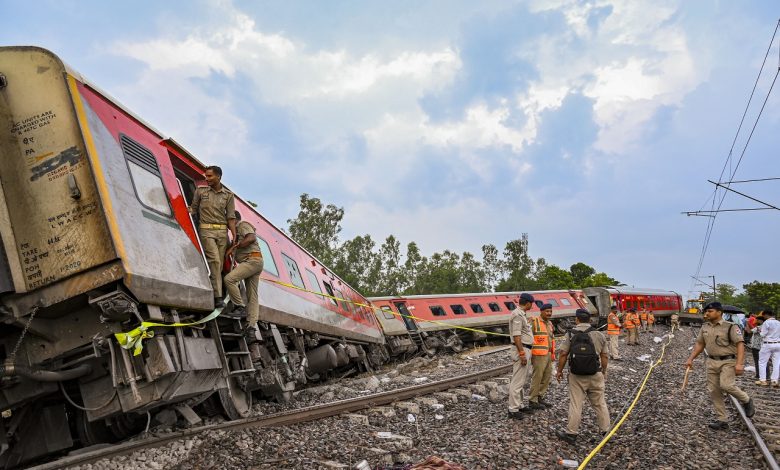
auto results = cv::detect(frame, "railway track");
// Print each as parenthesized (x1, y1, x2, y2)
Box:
(30, 363, 512, 470)
(732, 382, 780, 470)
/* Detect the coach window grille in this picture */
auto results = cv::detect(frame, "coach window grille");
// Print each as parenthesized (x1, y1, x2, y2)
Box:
(451, 304, 466, 315)
(504, 301, 517, 311)
(470, 303, 484, 313)
(488, 302, 501, 312)
(120, 134, 173, 217)
(430, 306, 447, 317)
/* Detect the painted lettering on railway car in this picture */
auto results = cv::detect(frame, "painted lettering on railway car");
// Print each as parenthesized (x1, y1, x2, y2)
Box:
(29, 146, 82, 181)
(9, 110, 57, 135)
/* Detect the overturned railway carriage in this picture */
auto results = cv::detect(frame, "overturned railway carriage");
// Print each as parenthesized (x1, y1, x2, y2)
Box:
(369, 290, 595, 355)
(0, 46, 386, 465)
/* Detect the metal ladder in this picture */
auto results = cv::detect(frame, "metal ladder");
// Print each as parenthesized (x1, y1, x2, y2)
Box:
(407, 330, 428, 354)
(211, 317, 255, 376)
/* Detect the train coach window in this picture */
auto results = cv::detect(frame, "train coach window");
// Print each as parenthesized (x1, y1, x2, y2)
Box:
(120, 135, 172, 217)
(560, 298, 571, 306)
(305, 269, 322, 294)
(322, 281, 339, 306)
(504, 301, 517, 311)
(334, 289, 350, 313)
(281, 253, 306, 289)
(488, 302, 501, 312)
(430, 306, 447, 317)
(450, 304, 466, 315)
(545, 299, 559, 307)
(380, 306, 396, 320)
(257, 238, 279, 276)
(470, 304, 484, 313)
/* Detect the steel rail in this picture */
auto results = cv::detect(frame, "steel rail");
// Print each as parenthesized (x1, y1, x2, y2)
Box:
(30, 363, 512, 470)
(730, 394, 780, 470)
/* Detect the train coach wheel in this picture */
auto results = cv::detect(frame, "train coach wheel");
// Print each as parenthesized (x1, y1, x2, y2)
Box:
(219, 377, 252, 420)
(75, 411, 114, 447)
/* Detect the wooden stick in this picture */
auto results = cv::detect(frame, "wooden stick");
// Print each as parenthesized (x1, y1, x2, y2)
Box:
(681, 367, 692, 392)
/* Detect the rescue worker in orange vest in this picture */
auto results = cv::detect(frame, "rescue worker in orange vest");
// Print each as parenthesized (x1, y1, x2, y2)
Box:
(624, 308, 639, 345)
(639, 309, 649, 332)
(529, 303, 556, 410)
(647, 311, 656, 333)
(607, 305, 622, 360)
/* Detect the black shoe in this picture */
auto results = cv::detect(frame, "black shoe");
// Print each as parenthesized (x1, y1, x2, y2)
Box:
(528, 402, 545, 410)
(214, 297, 225, 309)
(507, 411, 524, 420)
(743, 398, 755, 418)
(556, 430, 577, 445)
(242, 325, 259, 342)
(708, 420, 728, 430)
(538, 399, 553, 409)
(518, 407, 534, 414)
(223, 306, 246, 319)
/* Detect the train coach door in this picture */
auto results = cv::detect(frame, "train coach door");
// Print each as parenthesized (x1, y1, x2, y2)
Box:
(394, 302, 419, 331)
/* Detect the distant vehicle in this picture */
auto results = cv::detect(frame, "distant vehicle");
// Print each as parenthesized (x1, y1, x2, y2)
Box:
(368, 290, 596, 354)
(582, 287, 686, 325)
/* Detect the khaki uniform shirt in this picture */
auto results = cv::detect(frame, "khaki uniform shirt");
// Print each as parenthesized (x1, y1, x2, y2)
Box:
(696, 319, 743, 356)
(234, 220, 262, 262)
(190, 186, 236, 226)
(559, 323, 607, 356)
(509, 307, 533, 360)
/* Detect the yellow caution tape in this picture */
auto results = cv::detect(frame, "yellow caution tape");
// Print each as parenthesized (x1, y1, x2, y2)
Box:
(114, 308, 222, 356)
(577, 324, 678, 469)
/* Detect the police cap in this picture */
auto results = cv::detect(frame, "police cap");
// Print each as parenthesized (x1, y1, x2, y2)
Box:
(540, 303, 553, 311)
(519, 293, 535, 303)
(704, 302, 723, 311)
(575, 308, 591, 320)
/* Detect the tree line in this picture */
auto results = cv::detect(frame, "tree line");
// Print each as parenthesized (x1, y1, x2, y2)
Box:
(286, 194, 620, 298)
(701, 282, 780, 313)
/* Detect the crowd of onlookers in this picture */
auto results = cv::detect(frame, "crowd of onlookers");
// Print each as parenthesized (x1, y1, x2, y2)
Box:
(741, 310, 780, 386)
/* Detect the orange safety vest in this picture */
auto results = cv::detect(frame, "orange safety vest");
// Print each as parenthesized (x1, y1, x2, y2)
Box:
(640, 312, 648, 322)
(624, 313, 637, 329)
(531, 317, 555, 357)
(648, 313, 655, 324)
(607, 313, 621, 335)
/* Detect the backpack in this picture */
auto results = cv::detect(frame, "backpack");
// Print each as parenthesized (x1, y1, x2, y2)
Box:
(568, 327, 600, 375)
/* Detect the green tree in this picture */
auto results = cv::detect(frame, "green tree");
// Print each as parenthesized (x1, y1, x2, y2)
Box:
(415, 250, 462, 294)
(287, 194, 344, 267)
(459, 251, 487, 293)
(570, 262, 596, 287)
(742, 281, 780, 313)
(580, 272, 619, 288)
(481, 244, 502, 291)
(378, 235, 405, 295)
(402, 242, 424, 295)
(535, 265, 575, 290)
(497, 234, 536, 291)
(332, 234, 380, 296)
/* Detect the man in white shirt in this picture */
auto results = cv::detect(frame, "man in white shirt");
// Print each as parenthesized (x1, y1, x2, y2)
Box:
(757, 310, 780, 387)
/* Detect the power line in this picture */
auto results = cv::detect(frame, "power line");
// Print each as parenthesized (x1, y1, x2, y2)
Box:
(721, 176, 780, 184)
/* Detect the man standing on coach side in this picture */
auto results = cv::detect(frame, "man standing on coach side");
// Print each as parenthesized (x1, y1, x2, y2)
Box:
(224, 211, 264, 338)
(555, 309, 610, 445)
(528, 303, 556, 410)
(507, 293, 535, 420)
(684, 302, 755, 430)
(190, 166, 237, 308)
(607, 306, 622, 360)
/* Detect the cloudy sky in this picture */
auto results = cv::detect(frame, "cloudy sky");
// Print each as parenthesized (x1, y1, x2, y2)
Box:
(4, 0, 779, 299)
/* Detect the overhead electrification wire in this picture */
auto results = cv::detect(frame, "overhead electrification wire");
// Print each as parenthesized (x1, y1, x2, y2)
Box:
(689, 19, 780, 291)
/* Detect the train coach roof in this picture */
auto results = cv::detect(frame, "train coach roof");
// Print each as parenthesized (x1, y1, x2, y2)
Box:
(600, 286, 680, 296)
(367, 290, 578, 302)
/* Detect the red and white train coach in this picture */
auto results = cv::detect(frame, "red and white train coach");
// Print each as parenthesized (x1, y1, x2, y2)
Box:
(0, 46, 385, 465)
(582, 286, 683, 323)
(368, 290, 596, 355)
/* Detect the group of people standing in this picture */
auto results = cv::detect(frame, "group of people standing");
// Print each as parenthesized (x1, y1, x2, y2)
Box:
(744, 310, 780, 386)
(507, 293, 610, 445)
(606, 306, 658, 356)
(189, 165, 264, 339)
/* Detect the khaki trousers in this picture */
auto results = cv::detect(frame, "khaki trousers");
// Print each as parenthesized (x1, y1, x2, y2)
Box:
(200, 229, 228, 298)
(608, 334, 620, 359)
(224, 258, 263, 325)
(567, 372, 610, 435)
(508, 356, 532, 412)
(626, 328, 638, 345)
(529, 354, 553, 403)
(707, 358, 750, 421)
(648, 322, 654, 332)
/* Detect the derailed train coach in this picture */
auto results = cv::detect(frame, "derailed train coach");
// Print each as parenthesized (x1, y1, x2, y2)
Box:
(369, 290, 597, 356)
(582, 286, 683, 325)
(0, 46, 387, 465)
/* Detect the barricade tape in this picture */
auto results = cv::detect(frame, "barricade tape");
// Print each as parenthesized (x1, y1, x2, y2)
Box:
(114, 276, 510, 356)
(577, 324, 678, 469)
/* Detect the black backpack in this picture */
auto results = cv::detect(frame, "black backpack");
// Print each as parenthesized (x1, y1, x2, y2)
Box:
(568, 327, 600, 375)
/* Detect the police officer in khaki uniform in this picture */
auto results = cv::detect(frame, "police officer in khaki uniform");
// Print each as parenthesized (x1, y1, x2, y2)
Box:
(529, 303, 556, 410)
(507, 293, 535, 419)
(224, 211, 264, 337)
(684, 302, 755, 429)
(555, 309, 610, 444)
(189, 166, 237, 308)
(671, 312, 680, 330)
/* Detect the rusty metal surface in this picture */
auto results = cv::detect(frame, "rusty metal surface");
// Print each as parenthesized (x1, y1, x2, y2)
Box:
(0, 47, 117, 294)
(31, 363, 512, 470)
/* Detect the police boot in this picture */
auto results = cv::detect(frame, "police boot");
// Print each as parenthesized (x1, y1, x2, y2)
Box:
(708, 421, 728, 430)
(507, 411, 524, 420)
(528, 401, 545, 410)
(538, 398, 553, 409)
(555, 430, 577, 445)
(243, 325, 259, 342)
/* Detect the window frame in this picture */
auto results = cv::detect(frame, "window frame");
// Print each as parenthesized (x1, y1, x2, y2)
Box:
(430, 305, 447, 317)
(470, 303, 484, 313)
(488, 302, 502, 312)
(281, 252, 306, 289)
(545, 299, 559, 307)
(322, 280, 339, 306)
(256, 237, 279, 276)
(504, 301, 517, 311)
(305, 269, 322, 294)
(450, 304, 466, 315)
(560, 298, 572, 306)
(119, 134, 173, 218)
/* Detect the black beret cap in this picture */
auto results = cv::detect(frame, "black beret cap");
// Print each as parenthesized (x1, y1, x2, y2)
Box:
(540, 303, 553, 310)
(704, 302, 723, 311)
(519, 293, 535, 303)
(575, 308, 591, 320)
